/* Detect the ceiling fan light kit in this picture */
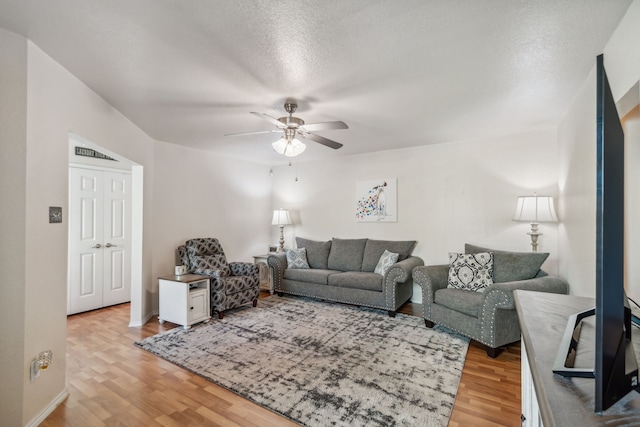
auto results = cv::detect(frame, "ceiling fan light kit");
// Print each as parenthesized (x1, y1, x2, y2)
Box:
(272, 137, 306, 157)
(226, 100, 348, 157)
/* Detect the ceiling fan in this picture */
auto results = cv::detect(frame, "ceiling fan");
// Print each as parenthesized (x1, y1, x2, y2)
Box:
(225, 101, 348, 157)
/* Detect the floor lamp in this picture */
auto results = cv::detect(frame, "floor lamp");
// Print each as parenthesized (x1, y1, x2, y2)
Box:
(513, 194, 558, 252)
(272, 209, 292, 252)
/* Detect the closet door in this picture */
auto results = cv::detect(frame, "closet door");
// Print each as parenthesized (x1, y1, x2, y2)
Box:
(68, 168, 105, 314)
(68, 168, 132, 315)
(102, 172, 132, 307)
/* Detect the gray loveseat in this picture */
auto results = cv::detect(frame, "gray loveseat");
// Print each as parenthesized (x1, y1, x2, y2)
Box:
(268, 237, 424, 316)
(413, 244, 568, 357)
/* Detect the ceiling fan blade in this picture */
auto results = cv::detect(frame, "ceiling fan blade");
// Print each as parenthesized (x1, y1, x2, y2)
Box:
(250, 112, 286, 128)
(224, 129, 281, 137)
(301, 121, 349, 132)
(305, 133, 343, 150)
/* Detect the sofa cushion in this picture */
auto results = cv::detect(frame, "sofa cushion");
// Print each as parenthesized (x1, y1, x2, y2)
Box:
(447, 252, 493, 292)
(465, 244, 549, 283)
(284, 268, 337, 285)
(435, 288, 484, 318)
(327, 272, 383, 292)
(361, 239, 416, 272)
(285, 248, 310, 269)
(295, 237, 331, 269)
(327, 238, 368, 272)
(374, 250, 399, 276)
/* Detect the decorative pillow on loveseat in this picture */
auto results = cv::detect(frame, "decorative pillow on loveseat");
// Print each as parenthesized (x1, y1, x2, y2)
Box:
(447, 252, 494, 292)
(295, 237, 331, 269)
(285, 248, 310, 269)
(465, 244, 548, 283)
(374, 249, 399, 276)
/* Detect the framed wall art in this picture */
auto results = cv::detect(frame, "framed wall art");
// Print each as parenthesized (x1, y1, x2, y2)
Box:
(355, 178, 397, 222)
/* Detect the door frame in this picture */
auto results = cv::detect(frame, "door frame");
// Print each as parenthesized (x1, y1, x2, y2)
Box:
(68, 133, 144, 327)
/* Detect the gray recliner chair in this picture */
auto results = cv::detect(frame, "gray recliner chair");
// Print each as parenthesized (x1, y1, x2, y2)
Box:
(413, 244, 568, 357)
(178, 238, 260, 319)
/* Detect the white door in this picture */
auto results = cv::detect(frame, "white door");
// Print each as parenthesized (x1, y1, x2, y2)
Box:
(68, 167, 132, 314)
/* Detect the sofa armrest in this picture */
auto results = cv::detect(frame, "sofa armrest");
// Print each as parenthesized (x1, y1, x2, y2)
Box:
(267, 253, 287, 289)
(384, 256, 424, 284)
(481, 275, 569, 311)
(229, 262, 259, 277)
(413, 265, 449, 299)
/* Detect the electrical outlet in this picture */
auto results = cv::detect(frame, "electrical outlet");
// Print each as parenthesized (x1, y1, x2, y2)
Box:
(29, 350, 53, 382)
(30, 359, 40, 382)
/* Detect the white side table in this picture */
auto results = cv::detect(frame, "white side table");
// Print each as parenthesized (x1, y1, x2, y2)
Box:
(158, 274, 210, 329)
(253, 254, 274, 294)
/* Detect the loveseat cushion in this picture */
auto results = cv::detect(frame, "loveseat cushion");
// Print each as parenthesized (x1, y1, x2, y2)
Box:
(361, 239, 417, 272)
(434, 288, 483, 318)
(284, 268, 337, 285)
(327, 238, 367, 272)
(465, 244, 549, 283)
(295, 237, 332, 269)
(327, 272, 383, 292)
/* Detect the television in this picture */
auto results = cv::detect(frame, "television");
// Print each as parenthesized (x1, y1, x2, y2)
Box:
(552, 54, 639, 413)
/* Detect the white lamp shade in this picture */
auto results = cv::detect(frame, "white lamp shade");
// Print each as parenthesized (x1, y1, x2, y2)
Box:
(271, 209, 292, 226)
(272, 138, 306, 157)
(513, 195, 558, 222)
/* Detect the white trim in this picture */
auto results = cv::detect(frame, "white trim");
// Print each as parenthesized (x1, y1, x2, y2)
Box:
(129, 165, 144, 327)
(26, 389, 69, 427)
(129, 309, 157, 328)
(68, 162, 132, 174)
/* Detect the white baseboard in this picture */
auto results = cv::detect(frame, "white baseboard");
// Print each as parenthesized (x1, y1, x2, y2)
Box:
(26, 388, 69, 427)
(129, 310, 158, 327)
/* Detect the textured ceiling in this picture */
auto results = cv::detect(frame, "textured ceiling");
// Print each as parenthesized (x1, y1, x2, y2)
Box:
(0, 0, 633, 165)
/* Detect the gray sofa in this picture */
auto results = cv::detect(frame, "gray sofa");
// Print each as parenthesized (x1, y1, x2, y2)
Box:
(268, 237, 424, 316)
(413, 244, 568, 357)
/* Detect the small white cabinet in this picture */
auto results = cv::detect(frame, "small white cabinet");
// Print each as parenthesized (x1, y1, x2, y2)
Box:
(158, 274, 210, 329)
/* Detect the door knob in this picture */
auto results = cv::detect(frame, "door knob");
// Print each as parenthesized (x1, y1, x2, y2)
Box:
(92, 244, 102, 249)
(105, 243, 117, 248)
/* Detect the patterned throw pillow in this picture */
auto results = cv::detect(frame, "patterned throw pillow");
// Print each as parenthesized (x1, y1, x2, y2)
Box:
(286, 248, 310, 269)
(447, 252, 494, 292)
(374, 250, 399, 276)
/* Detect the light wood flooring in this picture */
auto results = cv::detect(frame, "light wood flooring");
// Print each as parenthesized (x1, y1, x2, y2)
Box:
(42, 292, 521, 426)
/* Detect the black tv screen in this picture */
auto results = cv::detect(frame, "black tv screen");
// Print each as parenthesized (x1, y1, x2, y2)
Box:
(552, 54, 638, 413)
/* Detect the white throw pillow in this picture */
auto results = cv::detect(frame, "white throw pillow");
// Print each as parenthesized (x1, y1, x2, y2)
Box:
(447, 252, 494, 292)
(374, 249, 400, 276)
(286, 248, 310, 269)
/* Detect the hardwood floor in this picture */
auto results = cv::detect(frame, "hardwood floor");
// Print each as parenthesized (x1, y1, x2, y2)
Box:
(43, 292, 521, 426)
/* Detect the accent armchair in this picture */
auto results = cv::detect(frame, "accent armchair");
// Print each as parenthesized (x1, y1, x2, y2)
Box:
(413, 244, 568, 357)
(178, 238, 260, 319)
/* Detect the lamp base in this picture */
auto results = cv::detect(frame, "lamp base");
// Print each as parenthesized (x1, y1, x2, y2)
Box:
(278, 225, 285, 252)
(527, 222, 541, 252)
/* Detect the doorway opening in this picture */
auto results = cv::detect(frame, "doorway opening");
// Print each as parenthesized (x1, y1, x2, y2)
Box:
(68, 133, 144, 326)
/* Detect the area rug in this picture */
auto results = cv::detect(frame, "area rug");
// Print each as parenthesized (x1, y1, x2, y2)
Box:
(135, 296, 469, 426)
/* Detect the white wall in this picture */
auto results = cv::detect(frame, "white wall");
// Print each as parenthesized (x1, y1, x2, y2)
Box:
(0, 38, 275, 425)
(557, 0, 640, 298)
(557, 68, 597, 296)
(624, 106, 640, 303)
(272, 130, 560, 302)
(0, 27, 28, 427)
(21, 41, 158, 425)
(150, 140, 272, 311)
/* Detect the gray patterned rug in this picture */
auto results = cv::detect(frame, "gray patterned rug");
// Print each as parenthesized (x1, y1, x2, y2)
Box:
(135, 296, 469, 426)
